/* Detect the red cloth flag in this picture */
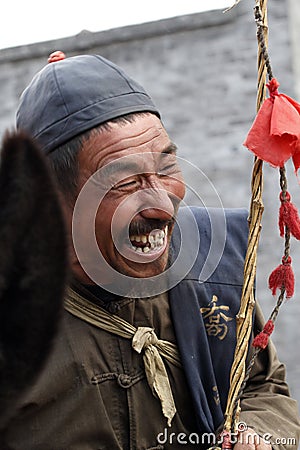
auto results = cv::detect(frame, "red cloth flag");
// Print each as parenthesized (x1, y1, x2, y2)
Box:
(244, 78, 300, 173)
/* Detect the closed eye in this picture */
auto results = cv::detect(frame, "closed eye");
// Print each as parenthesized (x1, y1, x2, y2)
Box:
(113, 179, 139, 190)
(158, 164, 176, 174)
(157, 161, 179, 176)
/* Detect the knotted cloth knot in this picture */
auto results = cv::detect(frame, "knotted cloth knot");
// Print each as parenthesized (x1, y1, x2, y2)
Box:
(132, 327, 176, 426)
(266, 77, 279, 100)
(132, 327, 159, 352)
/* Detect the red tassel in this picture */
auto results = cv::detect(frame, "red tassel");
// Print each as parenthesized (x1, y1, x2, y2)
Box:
(279, 191, 300, 239)
(268, 256, 295, 298)
(252, 320, 275, 349)
(263, 319, 275, 335)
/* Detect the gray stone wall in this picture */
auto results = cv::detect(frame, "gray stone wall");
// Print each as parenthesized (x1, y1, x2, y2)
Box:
(1, 0, 299, 412)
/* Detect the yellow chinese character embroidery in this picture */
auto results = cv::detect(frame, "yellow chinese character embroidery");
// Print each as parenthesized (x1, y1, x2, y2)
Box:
(200, 295, 233, 340)
(212, 385, 220, 405)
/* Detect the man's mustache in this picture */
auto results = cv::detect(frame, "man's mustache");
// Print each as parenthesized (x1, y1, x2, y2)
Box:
(128, 218, 174, 236)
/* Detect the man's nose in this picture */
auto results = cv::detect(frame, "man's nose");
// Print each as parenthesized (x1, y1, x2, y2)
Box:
(139, 187, 175, 221)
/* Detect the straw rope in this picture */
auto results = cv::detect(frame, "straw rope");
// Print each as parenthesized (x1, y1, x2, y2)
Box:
(223, 0, 268, 434)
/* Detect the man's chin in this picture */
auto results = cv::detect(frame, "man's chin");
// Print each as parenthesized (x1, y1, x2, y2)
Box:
(114, 249, 168, 278)
(117, 257, 168, 279)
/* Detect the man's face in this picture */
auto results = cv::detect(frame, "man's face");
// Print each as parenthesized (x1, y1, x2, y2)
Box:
(71, 114, 185, 283)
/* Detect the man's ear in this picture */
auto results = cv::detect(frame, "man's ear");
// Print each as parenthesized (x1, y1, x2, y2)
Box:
(0, 131, 69, 427)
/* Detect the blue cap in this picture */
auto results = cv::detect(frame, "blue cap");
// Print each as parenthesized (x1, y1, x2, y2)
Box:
(16, 54, 160, 154)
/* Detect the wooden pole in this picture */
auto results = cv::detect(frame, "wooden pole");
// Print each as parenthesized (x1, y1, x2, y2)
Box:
(223, 0, 268, 435)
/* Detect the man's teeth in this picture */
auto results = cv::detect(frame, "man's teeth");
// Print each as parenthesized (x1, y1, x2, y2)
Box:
(130, 226, 168, 253)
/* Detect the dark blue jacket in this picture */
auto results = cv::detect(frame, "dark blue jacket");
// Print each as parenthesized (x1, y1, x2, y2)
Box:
(170, 206, 249, 434)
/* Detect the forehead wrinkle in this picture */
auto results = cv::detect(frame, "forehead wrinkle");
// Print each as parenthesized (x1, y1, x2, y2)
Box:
(100, 159, 142, 180)
(104, 138, 162, 168)
(80, 124, 158, 168)
(98, 124, 163, 156)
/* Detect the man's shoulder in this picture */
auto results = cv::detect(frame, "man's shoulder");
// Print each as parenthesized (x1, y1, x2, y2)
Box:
(177, 205, 248, 227)
(171, 206, 249, 284)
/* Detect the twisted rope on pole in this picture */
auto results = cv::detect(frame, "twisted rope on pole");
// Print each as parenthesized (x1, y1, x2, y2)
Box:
(223, 0, 268, 436)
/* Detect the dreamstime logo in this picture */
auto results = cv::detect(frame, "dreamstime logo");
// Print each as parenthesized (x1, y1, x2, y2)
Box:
(72, 152, 226, 297)
(156, 422, 294, 446)
(156, 423, 250, 446)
